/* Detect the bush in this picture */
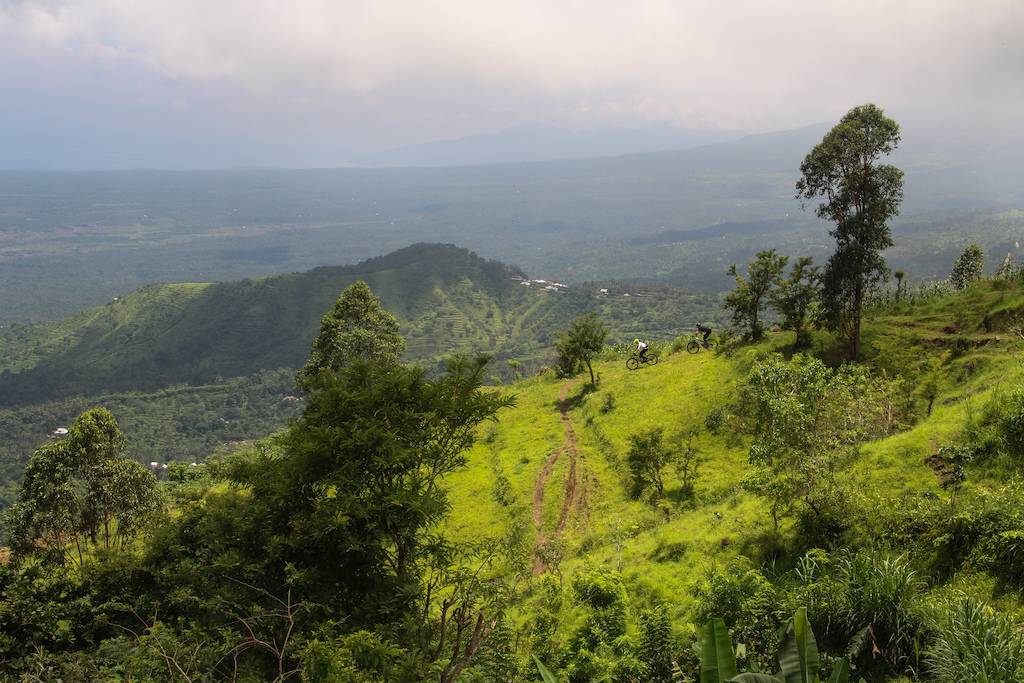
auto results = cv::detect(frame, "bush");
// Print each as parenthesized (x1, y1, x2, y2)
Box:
(928, 482, 1024, 588)
(926, 597, 1024, 683)
(689, 557, 781, 666)
(834, 549, 926, 676)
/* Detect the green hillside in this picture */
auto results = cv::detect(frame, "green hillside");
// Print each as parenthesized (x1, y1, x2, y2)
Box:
(440, 277, 1024, 680)
(0, 243, 725, 407)
(3, 275, 1023, 681)
(0, 243, 728, 520)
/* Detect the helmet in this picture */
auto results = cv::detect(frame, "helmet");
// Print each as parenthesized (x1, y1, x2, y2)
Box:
(634, 338, 639, 344)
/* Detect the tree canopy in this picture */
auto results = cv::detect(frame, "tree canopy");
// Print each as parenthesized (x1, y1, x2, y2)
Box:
(796, 103, 904, 361)
(723, 249, 787, 342)
(771, 256, 820, 350)
(5, 408, 157, 565)
(950, 243, 985, 290)
(554, 312, 609, 386)
(215, 353, 514, 624)
(295, 280, 406, 393)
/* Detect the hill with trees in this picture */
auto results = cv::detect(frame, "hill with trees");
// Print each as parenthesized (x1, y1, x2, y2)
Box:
(0, 243, 724, 406)
(2, 267, 1023, 681)
(3, 107, 1024, 681)
(0, 242, 726, 517)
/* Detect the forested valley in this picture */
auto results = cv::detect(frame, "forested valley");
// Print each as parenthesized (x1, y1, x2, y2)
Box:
(3, 107, 1024, 682)
(4, 257, 1024, 682)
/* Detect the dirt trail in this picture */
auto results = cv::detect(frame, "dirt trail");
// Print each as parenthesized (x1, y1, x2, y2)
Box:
(531, 379, 586, 575)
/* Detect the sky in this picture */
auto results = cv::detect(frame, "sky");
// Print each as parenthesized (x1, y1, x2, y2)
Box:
(2, 0, 1023, 170)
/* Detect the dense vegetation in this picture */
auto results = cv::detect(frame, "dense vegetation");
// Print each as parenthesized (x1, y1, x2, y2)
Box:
(4, 111, 1024, 681)
(3, 265, 1024, 681)
(0, 244, 727, 521)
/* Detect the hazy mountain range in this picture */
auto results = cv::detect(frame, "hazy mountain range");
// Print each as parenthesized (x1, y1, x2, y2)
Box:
(352, 122, 746, 167)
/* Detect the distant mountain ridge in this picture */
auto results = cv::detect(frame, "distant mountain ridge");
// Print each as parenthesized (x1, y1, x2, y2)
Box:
(352, 122, 745, 167)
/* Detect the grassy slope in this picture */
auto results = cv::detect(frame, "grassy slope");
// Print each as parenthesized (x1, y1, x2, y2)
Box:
(444, 280, 1024, 626)
(0, 243, 728, 408)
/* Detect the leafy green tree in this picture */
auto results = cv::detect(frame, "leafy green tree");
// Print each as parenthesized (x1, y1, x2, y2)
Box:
(295, 280, 405, 393)
(626, 427, 672, 499)
(723, 249, 788, 341)
(554, 312, 609, 386)
(772, 256, 820, 349)
(223, 353, 514, 624)
(734, 355, 877, 533)
(5, 408, 157, 565)
(950, 243, 985, 289)
(796, 103, 904, 361)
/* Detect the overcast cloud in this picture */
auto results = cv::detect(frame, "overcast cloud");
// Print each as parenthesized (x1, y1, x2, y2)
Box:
(2, 0, 1023, 169)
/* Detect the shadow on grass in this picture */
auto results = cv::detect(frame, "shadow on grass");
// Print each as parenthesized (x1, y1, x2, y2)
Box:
(552, 378, 598, 412)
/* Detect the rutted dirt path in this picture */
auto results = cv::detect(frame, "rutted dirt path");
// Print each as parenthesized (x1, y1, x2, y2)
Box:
(532, 379, 587, 575)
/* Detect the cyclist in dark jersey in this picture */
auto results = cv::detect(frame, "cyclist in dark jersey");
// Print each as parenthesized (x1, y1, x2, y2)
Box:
(696, 323, 712, 342)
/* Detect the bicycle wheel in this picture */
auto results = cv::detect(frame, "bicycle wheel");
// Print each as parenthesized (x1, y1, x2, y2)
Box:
(686, 340, 700, 354)
(704, 339, 717, 352)
(646, 354, 659, 366)
(626, 357, 640, 370)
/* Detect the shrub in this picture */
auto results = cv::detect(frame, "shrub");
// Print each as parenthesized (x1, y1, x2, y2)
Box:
(950, 244, 985, 290)
(926, 597, 1024, 683)
(689, 557, 781, 666)
(834, 549, 926, 675)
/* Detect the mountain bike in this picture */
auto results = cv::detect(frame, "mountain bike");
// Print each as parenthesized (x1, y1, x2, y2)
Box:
(686, 335, 717, 354)
(625, 351, 658, 370)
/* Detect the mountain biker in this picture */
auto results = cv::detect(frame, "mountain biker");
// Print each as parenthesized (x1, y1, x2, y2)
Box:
(634, 338, 649, 362)
(696, 323, 712, 343)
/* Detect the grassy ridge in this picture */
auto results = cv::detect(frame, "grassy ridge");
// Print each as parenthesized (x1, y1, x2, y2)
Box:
(441, 278, 1024, 663)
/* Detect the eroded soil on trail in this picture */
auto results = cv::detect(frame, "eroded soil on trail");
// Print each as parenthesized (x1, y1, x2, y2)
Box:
(532, 379, 588, 574)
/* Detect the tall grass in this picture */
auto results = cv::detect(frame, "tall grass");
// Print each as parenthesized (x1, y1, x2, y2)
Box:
(926, 597, 1024, 683)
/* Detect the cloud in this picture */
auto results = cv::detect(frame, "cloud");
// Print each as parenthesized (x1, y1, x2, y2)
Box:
(3, 0, 1024, 167)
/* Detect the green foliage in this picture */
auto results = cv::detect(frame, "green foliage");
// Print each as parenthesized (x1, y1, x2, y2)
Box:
(968, 384, 1024, 469)
(0, 244, 722, 409)
(5, 408, 158, 565)
(301, 628, 407, 682)
(0, 561, 99, 671)
(772, 257, 821, 350)
(724, 249, 788, 342)
(554, 312, 610, 386)
(783, 547, 924, 669)
(698, 608, 863, 683)
(697, 618, 740, 683)
(691, 557, 780, 664)
(626, 427, 672, 499)
(797, 103, 904, 361)
(732, 354, 886, 533)
(927, 481, 1024, 589)
(950, 243, 985, 290)
(295, 280, 406, 393)
(925, 597, 1024, 683)
(217, 353, 514, 622)
(7, 245, 1024, 681)
(831, 550, 925, 676)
